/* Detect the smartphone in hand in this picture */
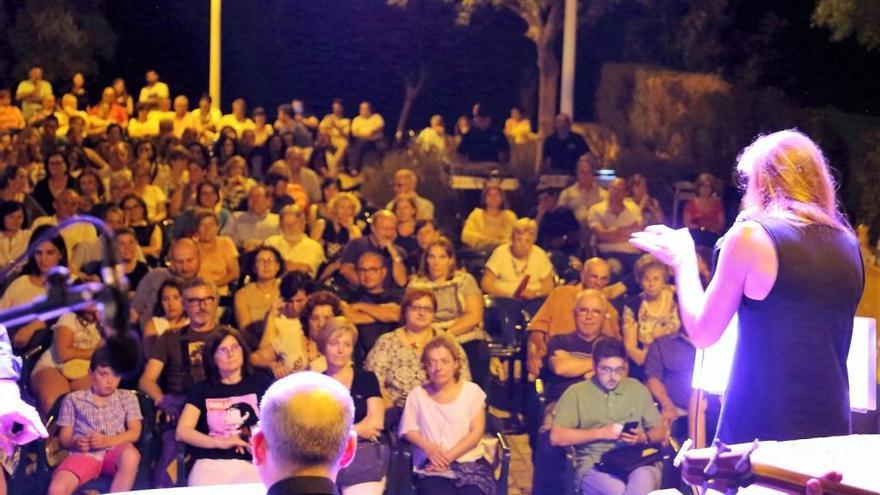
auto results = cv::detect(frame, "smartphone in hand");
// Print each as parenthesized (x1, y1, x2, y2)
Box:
(623, 421, 639, 433)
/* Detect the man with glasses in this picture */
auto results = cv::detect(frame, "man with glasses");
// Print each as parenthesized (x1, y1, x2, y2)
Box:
(551, 338, 664, 495)
(139, 277, 225, 487)
(342, 251, 402, 364)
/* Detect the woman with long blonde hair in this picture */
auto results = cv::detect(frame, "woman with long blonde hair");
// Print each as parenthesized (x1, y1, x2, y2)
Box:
(631, 129, 863, 447)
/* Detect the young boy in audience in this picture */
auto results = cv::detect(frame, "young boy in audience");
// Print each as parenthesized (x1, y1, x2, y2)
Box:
(49, 346, 143, 495)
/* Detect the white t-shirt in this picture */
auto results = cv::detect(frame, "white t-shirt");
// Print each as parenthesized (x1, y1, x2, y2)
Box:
(264, 234, 325, 277)
(484, 243, 555, 297)
(558, 183, 607, 225)
(351, 113, 384, 140)
(0, 275, 45, 310)
(140, 184, 168, 223)
(399, 381, 487, 471)
(138, 81, 170, 103)
(0, 229, 31, 268)
(217, 114, 256, 137)
(31, 215, 98, 262)
(587, 198, 643, 254)
(268, 314, 307, 370)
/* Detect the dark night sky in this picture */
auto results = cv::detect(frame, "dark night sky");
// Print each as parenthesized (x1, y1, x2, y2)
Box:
(101, 0, 879, 129)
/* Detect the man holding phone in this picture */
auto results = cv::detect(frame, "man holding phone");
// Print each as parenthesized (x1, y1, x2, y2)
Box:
(550, 338, 665, 495)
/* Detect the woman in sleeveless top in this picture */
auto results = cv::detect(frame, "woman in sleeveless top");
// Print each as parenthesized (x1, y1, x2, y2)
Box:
(631, 130, 864, 447)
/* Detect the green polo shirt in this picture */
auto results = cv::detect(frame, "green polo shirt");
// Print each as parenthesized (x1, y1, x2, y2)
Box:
(553, 377, 662, 481)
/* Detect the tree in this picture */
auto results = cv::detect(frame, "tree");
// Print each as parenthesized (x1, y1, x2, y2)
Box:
(812, 0, 880, 50)
(4, 0, 117, 82)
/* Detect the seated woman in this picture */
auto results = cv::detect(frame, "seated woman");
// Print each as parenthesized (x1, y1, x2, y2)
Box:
(308, 177, 341, 231)
(120, 193, 162, 261)
(233, 245, 284, 346)
(627, 173, 665, 227)
(365, 288, 471, 417)
(175, 327, 270, 486)
(172, 181, 233, 239)
(74, 169, 106, 217)
(30, 307, 104, 415)
(299, 290, 344, 373)
(0, 200, 31, 268)
(393, 193, 420, 254)
(319, 317, 388, 495)
(195, 209, 240, 296)
(481, 218, 555, 300)
(251, 271, 311, 379)
(409, 237, 488, 388)
(265, 204, 325, 278)
(220, 155, 256, 211)
(311, 192, 362, 282)
(142, 277, 189, 358)
(0, 225, 66, 350)
(683, 172, 725, 246)
(131, 160, 167, 223)
(622, 254, 681, 378)
(461, 184, 517, 252)
(400, 334, 493, 495)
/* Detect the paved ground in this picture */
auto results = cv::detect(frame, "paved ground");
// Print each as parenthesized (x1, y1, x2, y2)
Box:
(506, 434, 534, 495)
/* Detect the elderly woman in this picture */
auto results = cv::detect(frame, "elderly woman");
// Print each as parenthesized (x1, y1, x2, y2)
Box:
(266, 204, 325, 278)
(622, 254, 681, 377)
(409, 237, 488, 388)
(365, 288, 471, 414)
(481, 218, 555, 300)
(461, 184, 517, 251)
(195, 209, 240, 296)
(400, 334, 493, 495)
(311, 192, 362, 279)
(251, 271, 311, 379)
(234, 245, 284, 342)
(175, 327, 270, 486)
(319, 317, 388, 495)
(142, 277, 190, 358)
(683, 172, 725, 246)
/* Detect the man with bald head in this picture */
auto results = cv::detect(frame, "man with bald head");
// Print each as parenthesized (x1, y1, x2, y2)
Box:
(253, 372, 356, 495)
(526, 257, 624, 377)
(587, 177, 643, 273)
(385, 168, 435, 221)
(131, 237, 202, 327)
(338, 210, 407, 289)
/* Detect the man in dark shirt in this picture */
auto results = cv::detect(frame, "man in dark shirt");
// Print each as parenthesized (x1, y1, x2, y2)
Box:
(542, 114, 589, 175)
(532, 289, 606, 495)
(338, 210, 407, 289)
(253, 372, 356, 495)
(458, 107, 510, 164)
(645, 330, 696, 430)
(533, 186, 580, 256)
(342, 251, 402, 364)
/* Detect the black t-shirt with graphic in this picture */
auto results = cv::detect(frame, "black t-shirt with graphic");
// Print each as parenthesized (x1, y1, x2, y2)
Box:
(184, 373, 272, 461)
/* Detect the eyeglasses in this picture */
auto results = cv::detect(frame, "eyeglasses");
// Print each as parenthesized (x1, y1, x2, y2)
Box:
(408, 304, 434, 314)
(597, 365, 626, 376)
(215, 344, 242, 357)
(185, 295, 216, 306)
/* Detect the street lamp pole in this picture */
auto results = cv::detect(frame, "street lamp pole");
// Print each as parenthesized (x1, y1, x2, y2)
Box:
(560, 0, 576, 117)
(209, 0, 222, 110)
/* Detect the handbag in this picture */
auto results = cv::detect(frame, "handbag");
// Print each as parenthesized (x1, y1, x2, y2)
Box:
(593, 443, 665, 481)
(336, 437, 390, 487)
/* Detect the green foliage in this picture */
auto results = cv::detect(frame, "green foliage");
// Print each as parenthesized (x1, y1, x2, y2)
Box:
(812, 0, 880, 50)
(5, 0, 117, 81)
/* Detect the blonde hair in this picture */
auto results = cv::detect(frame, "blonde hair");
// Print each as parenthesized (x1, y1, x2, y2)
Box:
(737, 130, 850, 232)
(512, 217, 538, 236)
(315, 316, 358, 356)
(327, 192, 362, 217)
(421, 334, 464, 382)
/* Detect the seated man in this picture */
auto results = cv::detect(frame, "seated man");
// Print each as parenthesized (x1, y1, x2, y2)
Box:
(587, 178, 643, 275)
(386, 168, 435, 221)
(551, 338, 664, 495)
(533, 185, 580, 256)
(220, 185, 280, 252)
(338, 210, 407, 289)
(645, 328, 696, 434)
(131, 238, 201, 328)
(531, 289, 607, 495)
(527, 257, 624, 377)
(341, 251, 402, 364)
(542, 114, 590, 175)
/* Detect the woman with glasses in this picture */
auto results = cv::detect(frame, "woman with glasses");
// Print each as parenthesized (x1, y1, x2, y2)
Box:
(120, 193, 162, 261)
(319, 317, 388, 495)
(400, 334, 492, 495)
(365, 288, 471, 417)
(33, 151, 75, 216)
(233, 246, 283, 341)
(175, 327, 270, 486)
(251, 271, 310, 379)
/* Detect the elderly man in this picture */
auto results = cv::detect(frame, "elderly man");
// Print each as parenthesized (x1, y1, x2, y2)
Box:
(221, 185, 281, 252)
(338, 210, 407, 289)
(385, 168, 435, 221)
(131, 237, 201, 326)
(532, 289, 610, 495)
(252, 372, 356, 495)
(285, 146, 322, 205)
(527, 257, 625, 377)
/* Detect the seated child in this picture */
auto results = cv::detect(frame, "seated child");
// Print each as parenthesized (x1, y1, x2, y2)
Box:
(48, 346, 143, 495)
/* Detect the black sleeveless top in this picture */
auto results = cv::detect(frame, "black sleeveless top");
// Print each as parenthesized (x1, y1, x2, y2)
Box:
(716, 218, 864, 444)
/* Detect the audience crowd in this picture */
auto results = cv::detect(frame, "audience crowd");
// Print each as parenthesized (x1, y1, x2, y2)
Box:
(0, 66, 732, 495)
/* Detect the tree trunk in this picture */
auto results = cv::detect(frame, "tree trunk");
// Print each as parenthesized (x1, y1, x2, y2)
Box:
(395, 67, 427, 143)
